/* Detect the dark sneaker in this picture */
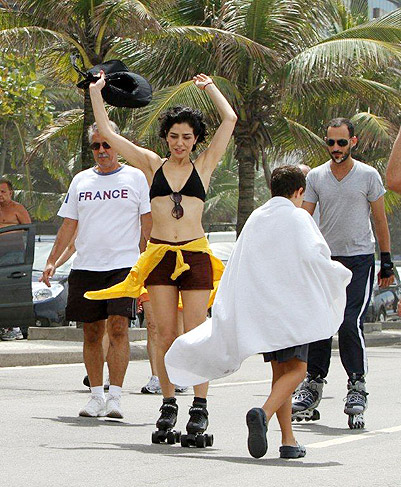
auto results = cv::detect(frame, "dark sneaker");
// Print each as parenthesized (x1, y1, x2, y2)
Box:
(246, 407, 268, 458)
(279, 443, 306, 459)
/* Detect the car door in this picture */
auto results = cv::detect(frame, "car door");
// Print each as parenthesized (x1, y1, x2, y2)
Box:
(0, 224, 35, 327)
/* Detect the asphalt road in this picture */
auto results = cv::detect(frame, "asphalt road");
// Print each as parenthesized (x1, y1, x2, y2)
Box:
(1, 347, 400, 487)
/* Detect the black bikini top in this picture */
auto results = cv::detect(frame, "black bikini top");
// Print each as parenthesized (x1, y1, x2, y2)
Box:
(149, 160, 206, 202)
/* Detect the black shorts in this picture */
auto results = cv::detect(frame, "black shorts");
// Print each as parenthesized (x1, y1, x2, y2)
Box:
(66, 268, 134, 323)
(263, 344, 309, 364)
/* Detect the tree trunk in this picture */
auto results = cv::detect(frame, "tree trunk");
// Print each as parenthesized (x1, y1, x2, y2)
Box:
(0, 125, 8, 176)
(81, 89, 95, 171)
(235, 120, 256, 236)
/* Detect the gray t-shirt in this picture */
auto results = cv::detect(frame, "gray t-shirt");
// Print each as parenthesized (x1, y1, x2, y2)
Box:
(304, 160, 385, 256)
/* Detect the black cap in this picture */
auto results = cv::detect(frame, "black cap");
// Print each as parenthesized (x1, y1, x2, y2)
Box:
(76, 59, 152, 108)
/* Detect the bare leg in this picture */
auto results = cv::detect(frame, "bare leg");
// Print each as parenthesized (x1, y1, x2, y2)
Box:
(262, 359, 306, 443)
(102, 329, 110, 362)
(106, 315, 129, 387)
(147, 286, 179, 398)
(143, 300, 158, 376)
(83, 320, 106, 387)
(181, 290, 210, 398)
(177, 310, 184, 335)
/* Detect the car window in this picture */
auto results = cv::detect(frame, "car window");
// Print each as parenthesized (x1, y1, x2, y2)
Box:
(209, 241, 235, 263)
(33, 241, 74, 275)
(0, 229, 28, 267)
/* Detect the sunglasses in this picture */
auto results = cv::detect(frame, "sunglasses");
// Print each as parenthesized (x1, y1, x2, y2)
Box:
(170, 192, 184, 220)
(325, 138, 350, 147)
(90, 141, 111, 150)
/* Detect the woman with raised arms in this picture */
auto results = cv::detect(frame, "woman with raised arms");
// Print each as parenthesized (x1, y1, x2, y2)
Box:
(87, 73, 237, 443)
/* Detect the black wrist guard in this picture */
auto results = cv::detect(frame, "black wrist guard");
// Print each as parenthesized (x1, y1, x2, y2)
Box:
(380, 252, 394, 278)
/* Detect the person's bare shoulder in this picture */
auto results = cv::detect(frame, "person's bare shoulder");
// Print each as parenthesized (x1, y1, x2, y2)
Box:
(13, 201, 31, 223)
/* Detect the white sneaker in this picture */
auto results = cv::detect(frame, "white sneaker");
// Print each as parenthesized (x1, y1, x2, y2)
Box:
(174, 384, 188, 393)
(106, 395, 123, 418)
(79, 396, 106, 417)
(141, 375, 161, 394)
(13, 328, 24, 340)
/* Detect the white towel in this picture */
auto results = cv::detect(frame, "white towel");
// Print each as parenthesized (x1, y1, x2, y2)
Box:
(165, 197, 352, 386)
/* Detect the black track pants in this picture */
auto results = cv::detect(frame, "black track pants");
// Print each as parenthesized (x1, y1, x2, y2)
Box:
(307, 254, 375, 380)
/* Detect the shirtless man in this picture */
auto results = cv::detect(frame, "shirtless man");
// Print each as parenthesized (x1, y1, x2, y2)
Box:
(0, 178, 31, 340)
(0, 179, 31, 228)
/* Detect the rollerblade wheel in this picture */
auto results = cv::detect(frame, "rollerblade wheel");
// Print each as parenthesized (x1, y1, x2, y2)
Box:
(195, 435, 207, 448)
(181, 435, 190, 447)
(311, 409, 320, 421)
(152, 431, 161, 444)
(166, 431, 176, 445)
(205, 434, 214, 447)
(175, 431, 181, 442)
(348, 413, 364, 430)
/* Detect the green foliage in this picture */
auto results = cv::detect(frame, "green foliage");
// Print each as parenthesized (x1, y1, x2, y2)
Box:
(0, 51, 53, 129)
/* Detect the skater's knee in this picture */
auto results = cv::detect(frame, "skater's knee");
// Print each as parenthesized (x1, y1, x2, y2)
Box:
(157, 330, 178, 351)
(285, 359, 307, 381)
(83, 321, 105, 345)
(107, 315, 129, 341)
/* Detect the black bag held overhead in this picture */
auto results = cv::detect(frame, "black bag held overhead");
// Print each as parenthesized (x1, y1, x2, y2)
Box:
(74, 58, 152, 108)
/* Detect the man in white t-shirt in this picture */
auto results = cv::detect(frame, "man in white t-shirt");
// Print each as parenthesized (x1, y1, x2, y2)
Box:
(42, 121, 152, 419)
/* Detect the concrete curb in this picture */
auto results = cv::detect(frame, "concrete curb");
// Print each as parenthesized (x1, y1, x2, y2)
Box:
(2, 324, 401, 368)
(0, 340, 148, 368)
(27, 327, 147, 342)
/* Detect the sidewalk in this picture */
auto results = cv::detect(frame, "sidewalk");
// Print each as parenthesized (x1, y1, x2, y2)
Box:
(1, 323, 401, 368)
(0, 327, 148, 367)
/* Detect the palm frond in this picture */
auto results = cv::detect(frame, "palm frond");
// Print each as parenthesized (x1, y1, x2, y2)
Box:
(331, 7, 401, 43)
(271, 117, 327, 163)
(285, 38, 401, 87)
(134, 77, 242, 143)
(155, 25, 276, 65)
(27, 109, 84, 164)
(351, 112, 399, 152)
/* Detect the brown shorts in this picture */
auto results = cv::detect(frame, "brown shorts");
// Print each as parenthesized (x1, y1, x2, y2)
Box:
(66, 268, 135, 323)
(145, 238, 213, 291)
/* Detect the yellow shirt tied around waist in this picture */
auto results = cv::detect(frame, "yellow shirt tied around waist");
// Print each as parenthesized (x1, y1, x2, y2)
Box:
(84, 236, 225, 308)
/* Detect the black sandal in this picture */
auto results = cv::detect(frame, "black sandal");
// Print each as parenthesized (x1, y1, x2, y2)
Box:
(246, 408, 268, 458)
(279, 442, 306, 459)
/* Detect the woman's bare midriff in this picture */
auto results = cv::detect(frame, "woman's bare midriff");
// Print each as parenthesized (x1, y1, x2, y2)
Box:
(150, 195, 205, 242)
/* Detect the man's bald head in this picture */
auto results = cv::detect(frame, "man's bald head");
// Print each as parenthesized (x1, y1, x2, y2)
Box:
(298, 164, 311, 177)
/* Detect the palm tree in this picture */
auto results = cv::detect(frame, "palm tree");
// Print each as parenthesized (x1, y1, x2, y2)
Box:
(0, 0, 175, 169)
(118, 0, 401, 232)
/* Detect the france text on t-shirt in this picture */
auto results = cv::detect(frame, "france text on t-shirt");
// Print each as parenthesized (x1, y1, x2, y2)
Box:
(58, 165, 151, 271)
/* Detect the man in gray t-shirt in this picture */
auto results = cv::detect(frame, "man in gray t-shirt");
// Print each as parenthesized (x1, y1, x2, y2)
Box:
(292, 118, 394, 429)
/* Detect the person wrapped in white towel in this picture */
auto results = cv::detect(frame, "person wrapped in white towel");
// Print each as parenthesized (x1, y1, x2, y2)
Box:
(165, 165, 352, 459)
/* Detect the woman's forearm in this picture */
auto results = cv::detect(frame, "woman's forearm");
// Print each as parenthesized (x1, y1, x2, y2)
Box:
(204, 83, 237, 122)
(89, 86, 115, 138)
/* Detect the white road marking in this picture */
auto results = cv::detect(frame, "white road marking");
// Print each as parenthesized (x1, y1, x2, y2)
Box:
(210, 379, 271, 388)
(0, 363, 84, 371)
(307, 425, 401, 448)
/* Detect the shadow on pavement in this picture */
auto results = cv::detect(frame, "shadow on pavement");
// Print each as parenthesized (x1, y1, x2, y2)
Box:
(32, 416, 153, 428)
(292, 422, 365, 436)
(106, 442, 343, 467)
(39, 441, 342, 468)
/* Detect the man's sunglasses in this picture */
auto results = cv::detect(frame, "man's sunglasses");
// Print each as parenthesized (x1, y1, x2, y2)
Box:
(170, 192, 184, 220)
(90, 141, 111, 150)
(325, 138, 350, 147)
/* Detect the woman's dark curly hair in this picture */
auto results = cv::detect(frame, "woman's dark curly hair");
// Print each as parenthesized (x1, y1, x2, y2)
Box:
(158, 106, 207, 151)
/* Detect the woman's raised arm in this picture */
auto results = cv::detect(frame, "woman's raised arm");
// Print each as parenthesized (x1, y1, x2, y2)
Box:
(89, 72, 160, 179)
(194, 74, 237, 173)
